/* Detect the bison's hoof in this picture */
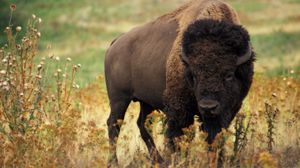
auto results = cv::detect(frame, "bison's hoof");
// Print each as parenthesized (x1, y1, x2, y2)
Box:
(107, 156, 118, 168)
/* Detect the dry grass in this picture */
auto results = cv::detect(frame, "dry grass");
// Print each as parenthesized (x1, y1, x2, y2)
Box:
(71, 74, 300, 168)
(1, 2, 300, 168)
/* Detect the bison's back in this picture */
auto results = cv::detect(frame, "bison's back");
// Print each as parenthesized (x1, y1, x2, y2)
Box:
(105, 18, 179, 109)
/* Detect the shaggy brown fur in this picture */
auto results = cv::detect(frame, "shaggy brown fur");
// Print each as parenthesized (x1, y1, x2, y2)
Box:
(104, 0, 254, 165)
(163, 0, 246, 147)
(164, 0, 240, 113)
(166, 19, 254, 144)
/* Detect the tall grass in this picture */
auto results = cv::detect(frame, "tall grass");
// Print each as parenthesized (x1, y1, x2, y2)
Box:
(0, 5, 86, 167)
(0, 3, 300, 168)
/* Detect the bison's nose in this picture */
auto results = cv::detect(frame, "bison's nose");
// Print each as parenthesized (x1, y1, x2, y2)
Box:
(198, 99, 220, 115)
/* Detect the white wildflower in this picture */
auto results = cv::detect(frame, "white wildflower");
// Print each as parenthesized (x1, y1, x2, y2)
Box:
(0, 70, 6, 74)
(37, 64, 42, 70)
(16, 26, 22, 32)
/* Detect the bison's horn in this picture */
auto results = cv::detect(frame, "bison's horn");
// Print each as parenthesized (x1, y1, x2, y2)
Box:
(237, 43, 252, 65)
(181, 48, 189, 64)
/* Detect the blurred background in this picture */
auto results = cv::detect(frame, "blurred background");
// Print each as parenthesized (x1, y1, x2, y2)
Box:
(0, 0, 299, 87)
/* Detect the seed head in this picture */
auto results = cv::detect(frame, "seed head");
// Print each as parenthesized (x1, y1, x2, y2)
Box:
(55, 56, 60, 61)
(0, 70, 6, 74)
(10, 4, 16, 11)
(5, 27, 11, 32)
(57, 69, 62, 73)
(3, 86, 10, 91)
(16, 44, 21, 50)
(67, 57, 72, 61)
(72, 84, 80, 89)
(37, 64, 42, 70)
(24, 83, 28, 89)
(2, 81, 8, 86)
(32, 14, 36, 19)
(37, 32, 41, 37)
(48, 53, 54, 59)
(51, 94, 56, 101)
(36, 75, 42, 79)
(16, 26, 22, 32)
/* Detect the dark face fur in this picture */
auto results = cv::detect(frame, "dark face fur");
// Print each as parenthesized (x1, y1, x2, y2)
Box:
(182, 19, 255, 143)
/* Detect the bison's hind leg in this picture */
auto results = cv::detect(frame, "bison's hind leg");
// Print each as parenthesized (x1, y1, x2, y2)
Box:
(107, 96, 131, 167)
(137, 101, 164, 164)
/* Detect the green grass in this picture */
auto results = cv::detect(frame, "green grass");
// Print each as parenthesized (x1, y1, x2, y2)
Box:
(266, 63, 300, 78)
(230, 1, 267, 13)
(252, 30, 300, 59)
(287, 0, 300, 3)
(72, 48, 106, 87)
(1, 0, 300, 86)
(35, 47, 105, 88)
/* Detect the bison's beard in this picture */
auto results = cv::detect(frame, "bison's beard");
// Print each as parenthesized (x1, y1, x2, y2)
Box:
(201, 105, 241, 144)
(201, 117, 222, 144)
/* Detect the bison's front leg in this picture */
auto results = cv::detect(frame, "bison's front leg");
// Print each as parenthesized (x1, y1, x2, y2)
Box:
(137, 101, 164, 164)
(164, 107, 195, 154)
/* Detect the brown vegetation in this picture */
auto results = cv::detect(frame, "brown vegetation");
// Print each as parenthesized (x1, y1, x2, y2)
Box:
(0, 3, 299, 168)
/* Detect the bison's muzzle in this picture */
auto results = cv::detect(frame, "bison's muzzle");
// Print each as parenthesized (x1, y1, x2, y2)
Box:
(198, 99, 220, 117)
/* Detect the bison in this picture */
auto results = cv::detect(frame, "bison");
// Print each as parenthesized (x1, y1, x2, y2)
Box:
(104, 0, 255, 165)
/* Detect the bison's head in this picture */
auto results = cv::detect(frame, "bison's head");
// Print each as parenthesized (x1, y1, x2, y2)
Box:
(182, 19, 255, 143)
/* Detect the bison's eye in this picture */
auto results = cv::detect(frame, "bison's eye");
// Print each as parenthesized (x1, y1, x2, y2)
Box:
(225, 72, 234, 82)
(185, 70, 195, 87)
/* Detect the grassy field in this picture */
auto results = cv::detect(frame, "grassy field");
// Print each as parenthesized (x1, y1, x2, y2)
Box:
(0, 0, 300, 167)
(1, 0, 300, 86)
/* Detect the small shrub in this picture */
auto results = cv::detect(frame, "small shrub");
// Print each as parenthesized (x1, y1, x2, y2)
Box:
(0, 5, 83, 167)
(265, 102, 279, 153)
